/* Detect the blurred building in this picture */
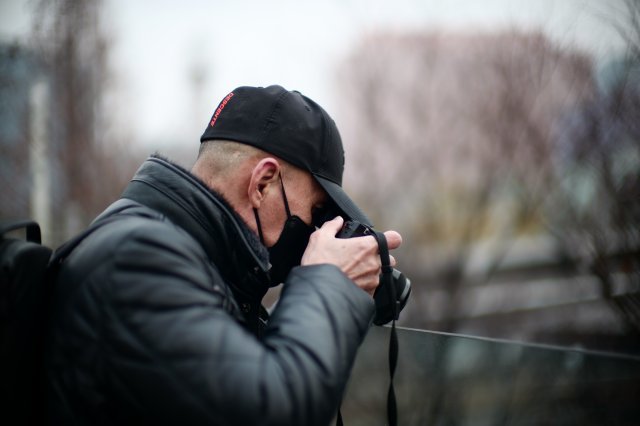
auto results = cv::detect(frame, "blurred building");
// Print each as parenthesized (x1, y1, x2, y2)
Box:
(0, 42, 58, 243)
(1, 0, 143, 245)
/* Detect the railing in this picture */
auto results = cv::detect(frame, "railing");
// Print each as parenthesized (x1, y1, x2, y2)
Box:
(341, 326, 640, 425)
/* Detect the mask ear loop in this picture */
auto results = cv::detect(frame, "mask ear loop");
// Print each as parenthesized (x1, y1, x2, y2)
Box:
(278, 173, 292, 218)
(253, 208, 265, 245)
(254, 172, 291, 246)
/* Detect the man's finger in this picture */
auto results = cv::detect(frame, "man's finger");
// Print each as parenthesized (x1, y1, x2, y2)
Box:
(383, 230, 402, 250)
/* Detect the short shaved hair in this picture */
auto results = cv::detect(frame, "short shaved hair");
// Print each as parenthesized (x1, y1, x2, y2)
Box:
(196, 140, 266, 177)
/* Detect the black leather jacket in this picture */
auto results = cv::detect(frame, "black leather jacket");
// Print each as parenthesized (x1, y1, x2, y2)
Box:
(46, 156, 375, 426)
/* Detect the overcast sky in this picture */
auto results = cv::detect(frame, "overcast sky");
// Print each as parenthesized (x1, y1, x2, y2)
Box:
(0, 0, 628, 149)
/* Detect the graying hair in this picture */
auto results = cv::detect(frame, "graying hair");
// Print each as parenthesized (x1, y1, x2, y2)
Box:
(197, 140, 265, 175)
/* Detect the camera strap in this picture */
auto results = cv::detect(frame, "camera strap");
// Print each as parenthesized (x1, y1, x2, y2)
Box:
(336, 231, 398, 426)
(336, 228, 399, 426)
(371, 230, 399, 426)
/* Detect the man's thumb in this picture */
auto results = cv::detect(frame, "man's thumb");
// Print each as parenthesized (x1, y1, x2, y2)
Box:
(322, 216, 344, 235)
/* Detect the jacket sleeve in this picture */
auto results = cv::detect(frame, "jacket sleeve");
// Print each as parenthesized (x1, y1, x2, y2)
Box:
(101, 222, 375, 426)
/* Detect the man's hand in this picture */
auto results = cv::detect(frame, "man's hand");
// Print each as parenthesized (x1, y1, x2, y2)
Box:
(300, 217, 403, 295)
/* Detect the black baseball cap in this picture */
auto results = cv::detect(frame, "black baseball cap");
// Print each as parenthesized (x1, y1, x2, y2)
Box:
(200, 85, 372, 226)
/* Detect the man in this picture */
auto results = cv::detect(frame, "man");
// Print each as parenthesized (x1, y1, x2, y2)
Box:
(46, 85, 402, 425)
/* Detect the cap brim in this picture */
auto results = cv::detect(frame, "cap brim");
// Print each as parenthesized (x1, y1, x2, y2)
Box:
(314, 175, 373, 227)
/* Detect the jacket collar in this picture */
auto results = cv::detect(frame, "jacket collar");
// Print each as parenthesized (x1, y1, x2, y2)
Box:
(121, 155, 272, 302)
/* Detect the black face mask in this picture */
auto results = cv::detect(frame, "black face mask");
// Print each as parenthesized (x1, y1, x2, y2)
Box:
(254, 176, 315, 286)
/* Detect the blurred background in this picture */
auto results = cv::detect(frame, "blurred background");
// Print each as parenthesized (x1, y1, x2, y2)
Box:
(1, 0, 638, 355)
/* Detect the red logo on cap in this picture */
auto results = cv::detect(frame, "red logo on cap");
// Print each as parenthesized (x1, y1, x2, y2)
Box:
(210, 92, 234, 127)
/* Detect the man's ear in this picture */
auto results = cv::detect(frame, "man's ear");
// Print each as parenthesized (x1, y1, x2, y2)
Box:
(248, 157, 281, 208)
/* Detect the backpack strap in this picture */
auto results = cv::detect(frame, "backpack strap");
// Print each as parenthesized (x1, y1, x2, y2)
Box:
(0, 220, 42, 244)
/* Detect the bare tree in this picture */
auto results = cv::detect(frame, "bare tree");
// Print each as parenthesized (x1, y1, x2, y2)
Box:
(336, 30, 594, 333)
(544, 0, 640, 337)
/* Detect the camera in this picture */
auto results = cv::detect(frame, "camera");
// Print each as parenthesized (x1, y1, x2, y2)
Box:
(336, 220, 411, 326)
